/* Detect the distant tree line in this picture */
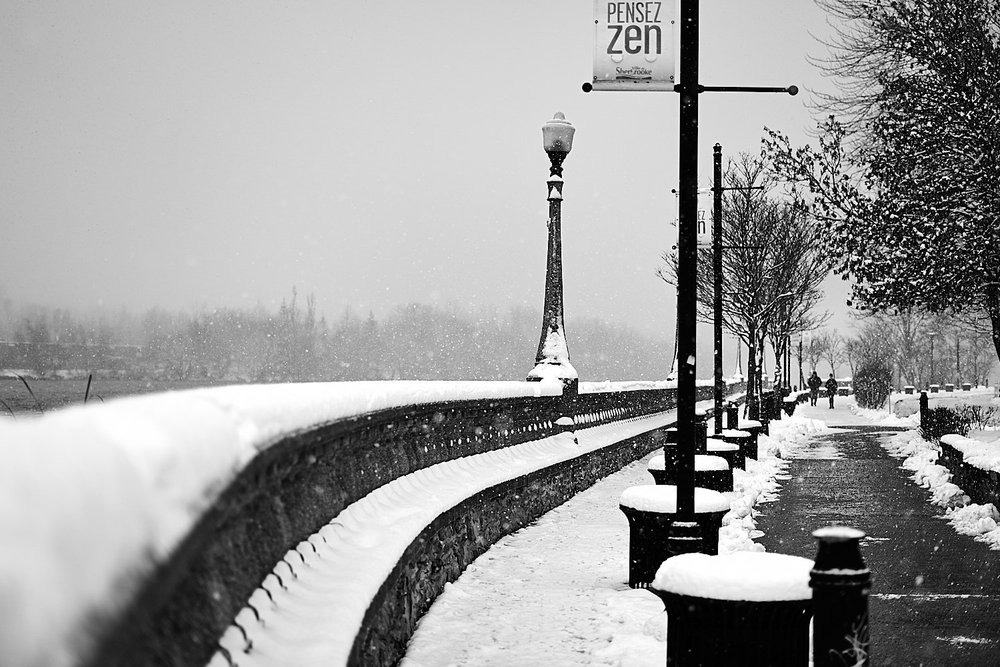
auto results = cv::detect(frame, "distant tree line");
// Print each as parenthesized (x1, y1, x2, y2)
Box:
(0, 291, 672, 382)
(799, 313, 997, 389)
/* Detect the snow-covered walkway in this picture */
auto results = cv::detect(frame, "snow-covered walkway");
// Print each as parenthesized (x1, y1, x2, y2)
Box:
(401, 418, 820, 666)
(754, 402, 1000, 665)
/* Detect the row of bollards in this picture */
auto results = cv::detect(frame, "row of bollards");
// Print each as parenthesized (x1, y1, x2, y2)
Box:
(622, 409, 757, 589)
(619, 406, 871, 665)
(649, 527, 871, 667)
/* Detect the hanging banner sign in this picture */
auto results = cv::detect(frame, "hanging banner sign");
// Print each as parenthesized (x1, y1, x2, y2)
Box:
(592, 0, 677, 91)
(672, 186, 714, 248)
(696, 208, 712, 248)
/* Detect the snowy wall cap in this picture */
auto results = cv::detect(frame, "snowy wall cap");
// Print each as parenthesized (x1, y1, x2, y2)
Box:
(652, 552, 813, 601)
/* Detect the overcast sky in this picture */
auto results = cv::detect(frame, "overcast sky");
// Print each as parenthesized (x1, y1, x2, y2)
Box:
(1, 1, 853, 352)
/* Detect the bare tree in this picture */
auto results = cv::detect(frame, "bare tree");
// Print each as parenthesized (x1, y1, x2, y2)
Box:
(804, 334, 827, 375)
(659, 153, 829, 415)
(816, 329, 843, 377)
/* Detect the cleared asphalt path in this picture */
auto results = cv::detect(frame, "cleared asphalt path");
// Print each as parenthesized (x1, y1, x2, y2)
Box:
(755, 400, 1000, 666)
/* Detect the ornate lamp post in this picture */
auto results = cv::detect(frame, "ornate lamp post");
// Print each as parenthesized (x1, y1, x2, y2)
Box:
(527, 112, 578, 390)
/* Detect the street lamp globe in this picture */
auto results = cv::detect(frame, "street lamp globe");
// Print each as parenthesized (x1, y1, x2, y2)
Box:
(542, 112, 575, 156)
(542, 112, 575, 183)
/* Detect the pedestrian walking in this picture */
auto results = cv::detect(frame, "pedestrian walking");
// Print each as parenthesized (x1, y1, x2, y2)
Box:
(825, 373, 838, 409)
(807, 371, 822, 406)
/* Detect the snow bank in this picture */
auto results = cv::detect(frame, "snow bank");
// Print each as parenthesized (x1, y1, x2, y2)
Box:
(0, 380, 561, 667)
(880, 430, 1000, 550)
(762, 416, 832, 459)
(651, 552, 813, 601)
(891, 388, 998, 418)
(852, 403, 919, 427)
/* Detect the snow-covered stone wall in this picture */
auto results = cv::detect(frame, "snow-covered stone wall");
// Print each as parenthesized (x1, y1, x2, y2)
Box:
(939, 434, 1000, 509)
(0, 379, 738, 667)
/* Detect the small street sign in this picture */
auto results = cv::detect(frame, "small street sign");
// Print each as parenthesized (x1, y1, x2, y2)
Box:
(592, 1, 677, 91)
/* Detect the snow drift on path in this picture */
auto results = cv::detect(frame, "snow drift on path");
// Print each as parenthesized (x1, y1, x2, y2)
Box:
(881, 430, 1000, 550)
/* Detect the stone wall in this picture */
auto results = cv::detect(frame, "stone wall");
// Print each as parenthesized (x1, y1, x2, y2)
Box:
(350, 426, 667, 665)
(85, 387, 699, 667)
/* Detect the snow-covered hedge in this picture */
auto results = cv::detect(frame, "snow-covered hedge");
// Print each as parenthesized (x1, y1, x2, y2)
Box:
(938, 433, 1000, 513)
(941, 434, 1000, 474)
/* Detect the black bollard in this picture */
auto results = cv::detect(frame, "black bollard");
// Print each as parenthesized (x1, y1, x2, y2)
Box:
(810, 527, 871, 667)
(725, 402, 739, 430)
(919, 390, 929, 431)
(694, 416, 708, 454)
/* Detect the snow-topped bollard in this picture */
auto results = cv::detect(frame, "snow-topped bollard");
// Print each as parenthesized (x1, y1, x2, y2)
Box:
(903, 385, 915, 394)
(618, 485, 730, 588)
(719, 428, 754, 462)
(810, 527, 871, 667)
(738, 419, 763, 456)
(725, 402, 739, 430)
(706, 436, 742, 470)
(694, 409, 708, 454)
(650, 552, 814, 666)
(647, 453, 732, 492)
(930, 383, 940, 393)
(919, 391, 929, 429)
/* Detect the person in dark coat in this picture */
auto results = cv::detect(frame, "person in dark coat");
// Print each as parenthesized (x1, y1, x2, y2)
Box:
(807, 371, 822, 406)
(825, 373, 839, 409)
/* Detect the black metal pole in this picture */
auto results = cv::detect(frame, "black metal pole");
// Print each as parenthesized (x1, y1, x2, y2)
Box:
(798, 334, 804, 389)
(713, 143, 724, 434)
(930, 336, 935, 387)
(747, 323, 758, 420)
(674, 0, 700, 525)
